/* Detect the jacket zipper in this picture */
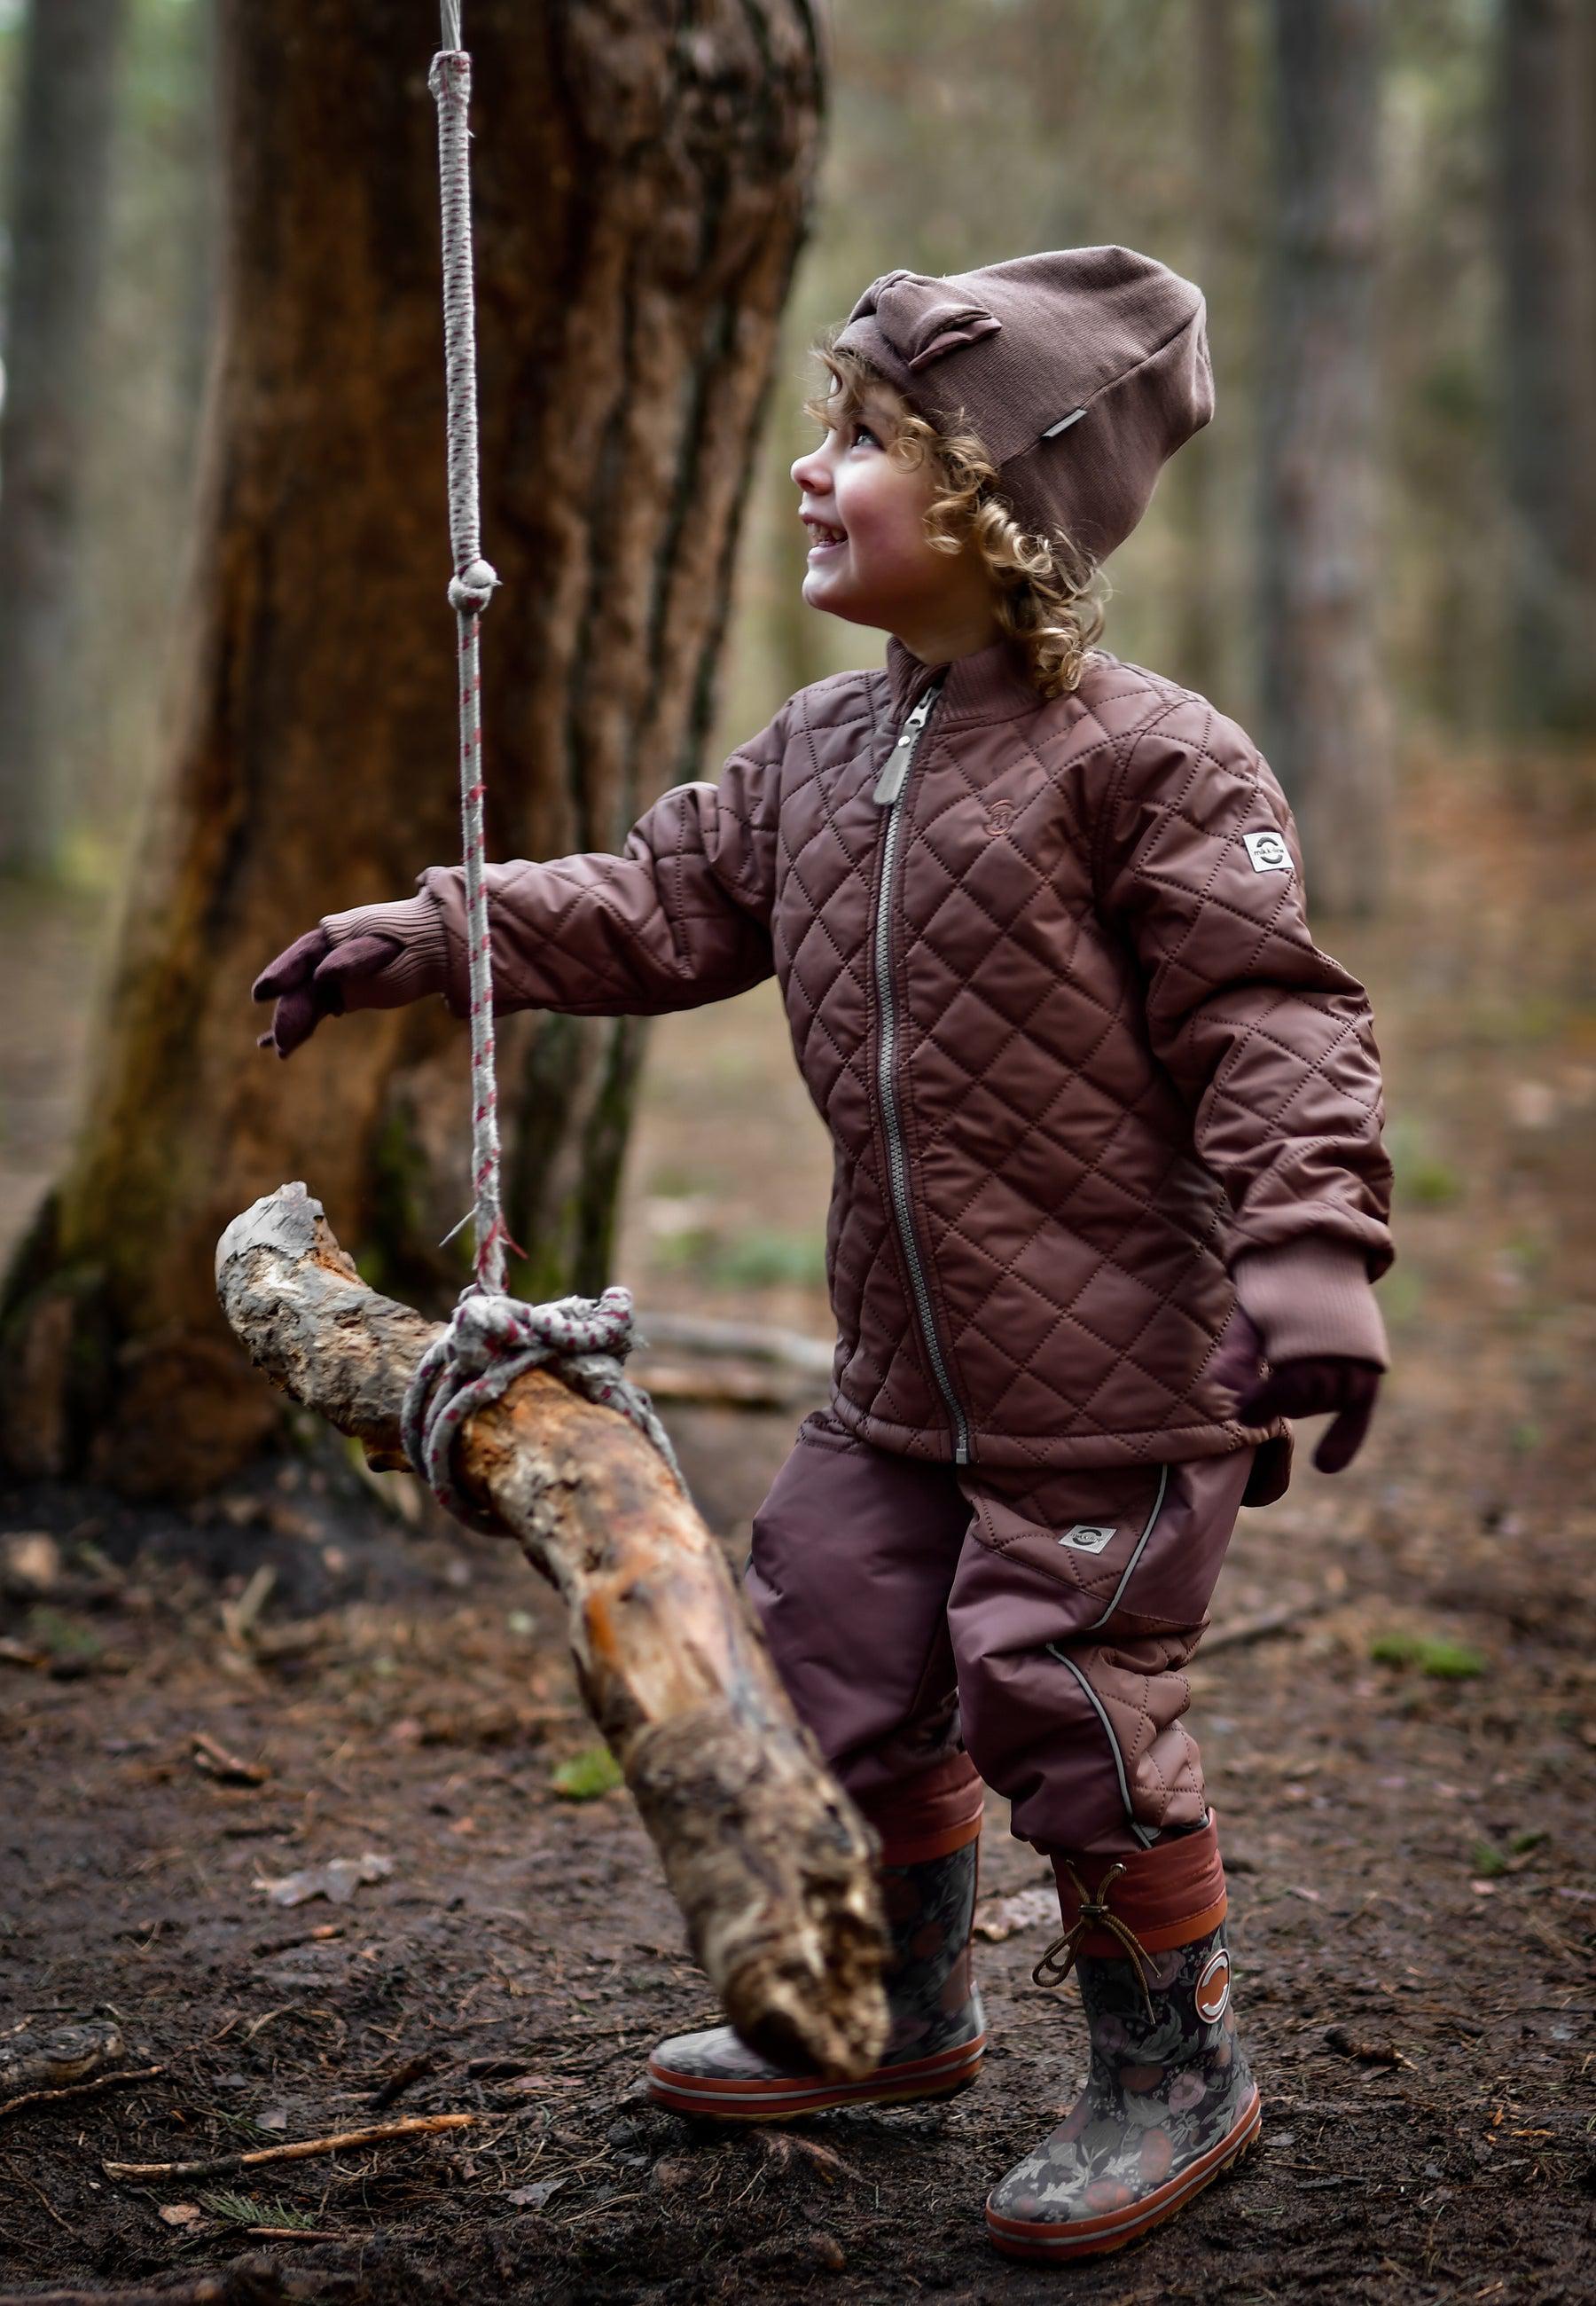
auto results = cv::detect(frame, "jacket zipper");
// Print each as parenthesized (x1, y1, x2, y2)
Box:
(871, 675, 973, 1464)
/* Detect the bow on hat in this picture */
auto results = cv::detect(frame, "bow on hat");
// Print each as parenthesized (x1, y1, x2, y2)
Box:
(849, 270, 1004, 374)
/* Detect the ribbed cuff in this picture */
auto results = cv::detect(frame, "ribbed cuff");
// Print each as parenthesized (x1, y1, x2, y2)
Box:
(320, 891, 450, 1006)
(1232, 1239, 1389, 1370)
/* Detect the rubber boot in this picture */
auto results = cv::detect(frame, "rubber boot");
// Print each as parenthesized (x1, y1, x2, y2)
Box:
(646, 1828, 986, 2121)
(986, 1824, 1260, 2261)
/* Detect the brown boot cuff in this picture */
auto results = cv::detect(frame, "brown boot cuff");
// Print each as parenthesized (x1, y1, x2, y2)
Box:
(1051, 1813, 1227, 1957)
(861, 1753, 984, 1866)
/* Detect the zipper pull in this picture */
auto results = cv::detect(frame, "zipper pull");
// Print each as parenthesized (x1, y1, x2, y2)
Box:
(872, 685, 939, 808)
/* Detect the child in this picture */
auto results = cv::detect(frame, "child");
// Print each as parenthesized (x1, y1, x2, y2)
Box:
(254, 247, 1393, 2261)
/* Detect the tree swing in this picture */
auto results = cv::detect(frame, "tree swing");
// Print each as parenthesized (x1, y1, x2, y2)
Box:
(216, 4, 886, 2085)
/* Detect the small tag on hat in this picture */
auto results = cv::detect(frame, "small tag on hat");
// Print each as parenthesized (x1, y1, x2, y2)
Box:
(1041, 409, 1085, 438)
(1243, 829, 1293, 875)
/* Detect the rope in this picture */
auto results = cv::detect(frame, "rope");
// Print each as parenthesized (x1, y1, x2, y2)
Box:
(402, 4, 684, 1528)
(428, 11, 504, 1295)
(404, 1284, 683, 1532)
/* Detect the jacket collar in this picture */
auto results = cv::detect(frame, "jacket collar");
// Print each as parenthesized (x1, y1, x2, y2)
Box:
(884, 630, 1042, 726)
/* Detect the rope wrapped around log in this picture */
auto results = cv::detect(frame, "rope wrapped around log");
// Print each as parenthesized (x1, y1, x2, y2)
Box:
(215, 1183, 888, 2082)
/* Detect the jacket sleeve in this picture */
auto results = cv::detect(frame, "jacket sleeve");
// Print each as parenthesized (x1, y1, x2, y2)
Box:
(419, 702, 786, 1019)
(1093, 701, 1394, 1286)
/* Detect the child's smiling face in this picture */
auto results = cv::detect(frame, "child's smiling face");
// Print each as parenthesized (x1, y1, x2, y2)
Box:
(790, 378, 1001, 663)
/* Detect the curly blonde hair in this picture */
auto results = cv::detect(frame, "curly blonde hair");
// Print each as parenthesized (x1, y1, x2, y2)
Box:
(804, 338, 1108, 699)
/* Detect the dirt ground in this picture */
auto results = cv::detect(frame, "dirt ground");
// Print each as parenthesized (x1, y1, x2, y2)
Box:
(0, 741, 1592, 2303)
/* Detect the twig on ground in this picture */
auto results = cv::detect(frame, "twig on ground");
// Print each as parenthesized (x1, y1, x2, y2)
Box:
(252, 1926, 342, 1958)
(0, 2255, 311, 2306)
(192, 1731, 270, 1785)
(1202, 1597, 1334, 1656)
(1323, 2023, 1410, 2067)
(0, 2066, 165, 2122)
(369, 2051, 434, 2109)
(220, 1566, 277, 1650)
(104, 2110, 475, 2182)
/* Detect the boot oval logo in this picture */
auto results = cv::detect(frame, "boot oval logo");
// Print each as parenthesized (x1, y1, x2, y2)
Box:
(1194, 1948, 1231, 2023)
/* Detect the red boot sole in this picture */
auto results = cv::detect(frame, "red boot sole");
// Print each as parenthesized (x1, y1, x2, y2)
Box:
(985, 2083, 1262, 2261)
(646, 2032, 986, 2123)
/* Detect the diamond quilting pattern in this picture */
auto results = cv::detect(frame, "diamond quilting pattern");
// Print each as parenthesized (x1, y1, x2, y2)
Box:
(462, 641, 1392, 1473)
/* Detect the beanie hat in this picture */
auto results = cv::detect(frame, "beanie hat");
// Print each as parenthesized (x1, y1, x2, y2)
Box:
(831, 246, 1212, 568)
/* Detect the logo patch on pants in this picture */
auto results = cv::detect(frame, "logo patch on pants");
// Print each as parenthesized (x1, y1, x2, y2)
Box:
(1057, 1522, 1116, 1554)
(1243, 828, 1292, 874)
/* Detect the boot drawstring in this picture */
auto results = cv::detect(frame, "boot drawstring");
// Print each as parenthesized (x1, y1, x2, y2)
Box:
(1031, 1860, 1156, 2020)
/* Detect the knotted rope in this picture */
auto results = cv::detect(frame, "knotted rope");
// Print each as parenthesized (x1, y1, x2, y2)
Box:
(403, 1285, 683, 1533)
(1032, 1861, 1156, 2019)
(403, 4, 683, 1525)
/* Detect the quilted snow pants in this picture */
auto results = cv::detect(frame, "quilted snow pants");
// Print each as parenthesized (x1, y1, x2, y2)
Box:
(745, 1408, 1258, 1860)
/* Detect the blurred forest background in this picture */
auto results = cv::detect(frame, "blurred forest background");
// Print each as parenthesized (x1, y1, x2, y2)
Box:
(0, 11, 1593, 2296)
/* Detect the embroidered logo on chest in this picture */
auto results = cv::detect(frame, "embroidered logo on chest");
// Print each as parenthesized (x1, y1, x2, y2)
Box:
(984, 798, 1018, 837)
(1243, 829, 1292, 875)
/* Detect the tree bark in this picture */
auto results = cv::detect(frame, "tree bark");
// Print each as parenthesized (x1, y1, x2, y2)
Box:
(1169, 0, 1249, 709)
(0, 0, 128, 877)
(0, 0, 825, 1496)
(1256, 0, 1390, 916)
(1497, 0, 1596, 738)
(215, 1181, 887, 2081)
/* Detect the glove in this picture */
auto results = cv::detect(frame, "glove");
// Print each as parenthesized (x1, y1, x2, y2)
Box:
(253, 892, 449, 1059)
(1234, 1356, 1382, 1473)
(1229, 1238, 1389, 1474)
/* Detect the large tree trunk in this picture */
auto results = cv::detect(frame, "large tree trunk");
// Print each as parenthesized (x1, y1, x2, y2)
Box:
(0, 0, 127, 877)
(1497, 0, 1596, 739)
(0, 0, 825, 1496)
(1256, 0, 1390, 916)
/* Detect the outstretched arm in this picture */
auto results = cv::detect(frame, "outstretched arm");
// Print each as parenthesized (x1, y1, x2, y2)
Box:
(421, 712, 784, 1019)
(254, 702, 787, 1053)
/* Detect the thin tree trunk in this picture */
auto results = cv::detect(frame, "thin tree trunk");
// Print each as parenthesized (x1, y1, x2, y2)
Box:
(0, 0, 127, 877)
(1497, 0, 1596, 738)
(1170, 0, 1248, 707)
(0, 0, 825, 1497)
(1256, 0, 1389, 916)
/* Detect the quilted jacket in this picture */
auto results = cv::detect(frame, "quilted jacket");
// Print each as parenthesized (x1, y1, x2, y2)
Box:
(423, 634, 1394, 1475)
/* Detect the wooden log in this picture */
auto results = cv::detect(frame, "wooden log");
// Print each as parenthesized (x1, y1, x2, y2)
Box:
(215, 1184, 887, 2081)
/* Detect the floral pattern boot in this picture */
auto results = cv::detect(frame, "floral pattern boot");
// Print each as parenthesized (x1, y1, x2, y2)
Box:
(986, 1914, 1260, 2260)
(647, 1838, 986, 2120)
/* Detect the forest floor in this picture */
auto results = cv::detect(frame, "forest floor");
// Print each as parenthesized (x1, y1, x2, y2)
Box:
(0, 740, 1592, 2304)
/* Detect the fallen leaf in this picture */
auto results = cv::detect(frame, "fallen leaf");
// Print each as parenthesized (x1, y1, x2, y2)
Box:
(254, 1852, 395, 1908)
(505, 2176, 567, 2208)
(160, 2203, 204, 2227)
(973, 1886, 1057, 1942)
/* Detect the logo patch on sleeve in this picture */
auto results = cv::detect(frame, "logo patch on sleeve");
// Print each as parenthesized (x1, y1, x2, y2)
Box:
(1243, 829, 1292, 875)
(1057, 1522, 1117, 1555)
